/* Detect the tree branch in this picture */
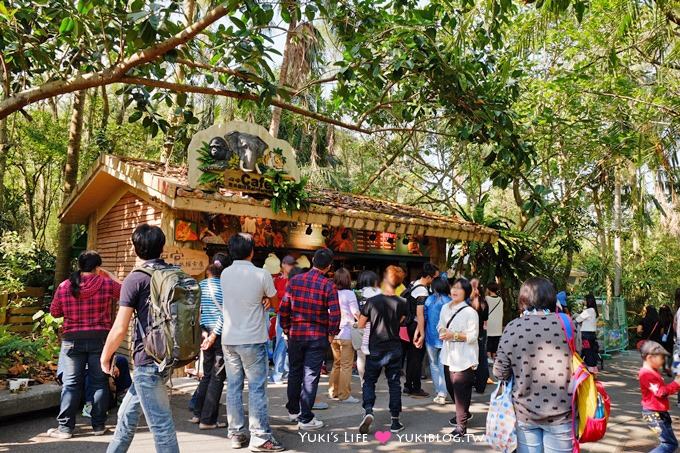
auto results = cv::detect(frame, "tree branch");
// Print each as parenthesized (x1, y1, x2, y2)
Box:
(0, 3, 235, 120)
(120, 76, 373, 133)
(583, 90, 680, 116)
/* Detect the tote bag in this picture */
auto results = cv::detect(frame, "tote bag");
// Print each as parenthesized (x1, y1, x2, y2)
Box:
(485, 378, 517, 453)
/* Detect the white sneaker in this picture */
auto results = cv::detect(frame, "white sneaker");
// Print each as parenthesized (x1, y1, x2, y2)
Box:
(288, 412, 300, 422)
(82, 402, 92, 418)
(340, 396, 360, 403)
(433, 395, 447, 405)
(298, 417, 324, 430)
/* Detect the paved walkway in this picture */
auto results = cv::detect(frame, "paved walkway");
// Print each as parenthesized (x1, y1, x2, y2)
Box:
(0, 351, 670, 452)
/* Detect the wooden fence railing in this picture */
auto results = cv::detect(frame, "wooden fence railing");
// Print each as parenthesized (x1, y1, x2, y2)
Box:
(0, 288, 46, 333)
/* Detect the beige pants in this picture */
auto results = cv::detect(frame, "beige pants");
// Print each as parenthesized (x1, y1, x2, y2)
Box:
(329, 338, 354, 400)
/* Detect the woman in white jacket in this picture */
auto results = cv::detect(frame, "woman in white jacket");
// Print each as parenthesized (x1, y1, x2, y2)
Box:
(438, 278, 478, 439)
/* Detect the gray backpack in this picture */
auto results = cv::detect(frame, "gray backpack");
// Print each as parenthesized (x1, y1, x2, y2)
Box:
(134, 264, 201, 371)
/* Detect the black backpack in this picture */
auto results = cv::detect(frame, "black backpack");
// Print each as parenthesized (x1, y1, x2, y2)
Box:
(400, 283, 428, 326)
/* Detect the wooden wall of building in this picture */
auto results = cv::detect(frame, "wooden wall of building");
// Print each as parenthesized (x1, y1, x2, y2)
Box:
(93, 191, 163, 363)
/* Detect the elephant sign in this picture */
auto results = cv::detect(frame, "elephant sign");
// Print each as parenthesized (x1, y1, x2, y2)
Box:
(187, 121, 301, 188)
(225, 131, 268, 173)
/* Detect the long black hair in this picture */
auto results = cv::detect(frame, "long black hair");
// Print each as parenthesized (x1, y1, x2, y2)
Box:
(643, 305, 659, 324)
(660, 305, 673, 331)
(585, 293, 598, 318)
(70, 251, 102, 298)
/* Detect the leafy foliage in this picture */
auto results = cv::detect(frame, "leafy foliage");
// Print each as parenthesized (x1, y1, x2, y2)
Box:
(264, 169, 310, 216)
(0, 231, 55, 293)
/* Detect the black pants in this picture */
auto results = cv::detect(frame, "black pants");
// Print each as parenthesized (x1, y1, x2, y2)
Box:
(193, 334, 226, 424)
(362, 347, 402, 417)
(286, 338, 328, 424)
(403, 323, 426, 392)
(474, 331, 489, 393)
(448, 367, 475, 432)
(581, 331, 599, 368)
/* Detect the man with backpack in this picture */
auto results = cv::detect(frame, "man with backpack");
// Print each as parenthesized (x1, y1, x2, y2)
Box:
(101, 224, 184, 453)
(220, 233, 284, 452)
(402, 262, 439, 398)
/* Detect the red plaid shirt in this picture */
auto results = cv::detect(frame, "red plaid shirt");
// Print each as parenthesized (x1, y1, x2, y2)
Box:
(279, 268, 340, 340)
(50, 274, 121, 339)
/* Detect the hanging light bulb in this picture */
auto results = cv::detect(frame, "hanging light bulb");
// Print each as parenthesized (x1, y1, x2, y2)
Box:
(321, 227, 330, 237)
(341, 230, 349, 240)
(402, 235, 409, 245)
(387, 236, 395, 245)
(368, 232, 377, 241)
(305, 224, 313, 235)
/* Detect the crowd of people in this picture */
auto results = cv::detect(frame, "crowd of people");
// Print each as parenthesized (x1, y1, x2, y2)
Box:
(44, 222, 680, 452)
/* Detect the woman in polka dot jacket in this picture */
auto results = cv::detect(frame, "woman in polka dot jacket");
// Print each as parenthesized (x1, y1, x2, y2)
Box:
(493, 277, 574, 453)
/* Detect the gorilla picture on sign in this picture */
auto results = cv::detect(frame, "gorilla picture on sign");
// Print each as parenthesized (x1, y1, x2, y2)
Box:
(209, 136, 232, 162)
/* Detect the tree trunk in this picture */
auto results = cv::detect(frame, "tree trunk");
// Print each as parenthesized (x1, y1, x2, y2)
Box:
(592, 185, 612, 301)
(613, 168, 622, 297)
(309, 126, 318, 169)
(86, 88, 98, 143)
(115, 91, 127, 125)
(269, 3, 297, 139)
(161, 0, 196, 164)
(54, 90, 87, 286)
(0, 117, 7, 216)
(48, 96, 59, 120)
(101, 85, 110, 130)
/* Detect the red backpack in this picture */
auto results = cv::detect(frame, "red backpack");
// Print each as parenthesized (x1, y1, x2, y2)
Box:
(556, 313, 611, 452)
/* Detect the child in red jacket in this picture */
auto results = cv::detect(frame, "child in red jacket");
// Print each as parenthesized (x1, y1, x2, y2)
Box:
(639, 340, 680, 453)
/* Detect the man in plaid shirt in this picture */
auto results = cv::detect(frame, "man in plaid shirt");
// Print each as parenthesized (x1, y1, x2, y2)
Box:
(280, 248, 340, 430)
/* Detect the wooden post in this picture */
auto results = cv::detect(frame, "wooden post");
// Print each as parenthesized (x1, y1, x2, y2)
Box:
(0, 292, 8, 324)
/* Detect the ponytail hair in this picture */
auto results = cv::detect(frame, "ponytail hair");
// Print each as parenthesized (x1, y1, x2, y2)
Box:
(70, 250, 102, 298)
(207, 252, 230, 277)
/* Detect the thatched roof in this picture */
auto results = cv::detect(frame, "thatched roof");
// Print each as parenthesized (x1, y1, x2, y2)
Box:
(60, 154, 498, 243)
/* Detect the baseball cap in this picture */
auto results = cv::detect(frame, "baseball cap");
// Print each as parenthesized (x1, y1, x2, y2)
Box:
(556, 291, 567, 307)
(640, 340, 670, 357)
(282, 255, 297, 265)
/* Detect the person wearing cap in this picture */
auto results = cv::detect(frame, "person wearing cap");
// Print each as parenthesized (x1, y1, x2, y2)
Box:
(639, 340, 680, 453)
(270, 255, 297, 384)
(556, 291, 570, 315)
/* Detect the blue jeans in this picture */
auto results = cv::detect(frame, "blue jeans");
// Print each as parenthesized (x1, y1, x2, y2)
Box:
(516, 422, 573, 453)
(223, 343, 272, 445)
(286, 337, 328, 424)
(426, 344, 446, 397)
(107, 365, 179, 453)
(362, 347, 402, 417)
(57, 338, 109, 431)
(643, 410, 679, 453)
(271, 315, 289, 382)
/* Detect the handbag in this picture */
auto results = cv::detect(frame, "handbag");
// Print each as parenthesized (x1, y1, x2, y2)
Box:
(350, 323, 364, 351)
(637, 321, 659, 350)
(485, 378, 517, 452)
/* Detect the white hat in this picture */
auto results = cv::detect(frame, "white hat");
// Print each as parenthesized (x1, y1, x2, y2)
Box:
(297, 255, 311, 269)
(263, 253, 281, 275)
